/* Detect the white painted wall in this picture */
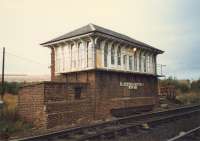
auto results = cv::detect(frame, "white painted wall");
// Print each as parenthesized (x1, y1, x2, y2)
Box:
(53, 37, 157, 75)
(97, 40, 156, 75)
(54, 40, 95, 74)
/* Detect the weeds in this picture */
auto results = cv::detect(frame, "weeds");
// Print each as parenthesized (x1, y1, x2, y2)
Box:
(176, 92, 200, 104)
(0, 94, 32, 139)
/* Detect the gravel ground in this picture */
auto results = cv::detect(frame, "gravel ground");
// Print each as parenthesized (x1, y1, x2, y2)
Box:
(101, 113, 200, 141)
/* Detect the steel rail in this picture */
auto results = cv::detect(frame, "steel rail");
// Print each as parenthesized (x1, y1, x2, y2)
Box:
(167, 126, 200, 141)
(11, 104, 200, 141)
(76, 109, 200, 141)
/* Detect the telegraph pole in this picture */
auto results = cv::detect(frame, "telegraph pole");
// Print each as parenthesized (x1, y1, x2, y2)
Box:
(1, 47, 5, 100)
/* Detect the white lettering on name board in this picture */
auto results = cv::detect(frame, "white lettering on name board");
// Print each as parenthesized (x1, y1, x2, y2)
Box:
(120, 82, 144, 89)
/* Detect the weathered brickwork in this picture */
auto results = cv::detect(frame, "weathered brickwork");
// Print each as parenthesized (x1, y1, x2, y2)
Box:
(46, 99, 94, 128)
(94, 70, 157, 119)
(18, 70, 158, 129)
(17, 24, 163, 129)
(17, 83, 47, 128)
(18, 81, 94, 129)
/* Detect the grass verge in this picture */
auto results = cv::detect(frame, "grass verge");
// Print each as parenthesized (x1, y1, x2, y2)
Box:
(0, 94, 32, 140)
(176, 92, 200, 104)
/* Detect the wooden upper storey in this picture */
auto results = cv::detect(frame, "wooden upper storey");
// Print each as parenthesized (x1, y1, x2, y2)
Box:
(41, 24, 164, 75)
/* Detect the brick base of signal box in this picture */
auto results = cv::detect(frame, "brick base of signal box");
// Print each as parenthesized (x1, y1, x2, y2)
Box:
(18, 70, 158, 129)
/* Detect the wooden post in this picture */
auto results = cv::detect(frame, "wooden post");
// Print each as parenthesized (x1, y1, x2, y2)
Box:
(1, 47, 5, 100)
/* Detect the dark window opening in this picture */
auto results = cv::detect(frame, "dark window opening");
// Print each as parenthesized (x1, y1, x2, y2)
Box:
(117, 47, 121, 65)
(144, 55, 147, 72)
(104, 43, 108, 67)
(111, 44, 115, 65)
(86, 41, 89, 67)
(74, 87, 82, 99)
(129, 56, 133, 70)
(139, 53, 142, 72)
(123, 55, 127, 65)
(134, 53, 137, 71)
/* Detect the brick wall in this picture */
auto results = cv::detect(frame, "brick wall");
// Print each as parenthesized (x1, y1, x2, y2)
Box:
(18, 83, 47, 128)
(94, 70, 157, 119)
(18, 70, 158, 129)
(44, 82, 94, 128)
(18, 81, 95, 129)
(95, 97, 155, 119)
(46, 99, 94, 128)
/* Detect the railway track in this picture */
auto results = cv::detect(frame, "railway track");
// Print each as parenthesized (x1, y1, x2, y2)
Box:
(12, 104, 200, 141)
(167, 126, 200, 141)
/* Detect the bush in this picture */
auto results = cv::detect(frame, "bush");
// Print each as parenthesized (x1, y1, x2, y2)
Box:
(0, 82, 21, 95)
(0, 110, 32, 140)
(178, 83, 190, 93)
(0, 105, 32, 135)
(176, 92, 200, 104)
(0, 94, 32, 139)
(160, 77, 190, 93)
(191, 79, 200, 92)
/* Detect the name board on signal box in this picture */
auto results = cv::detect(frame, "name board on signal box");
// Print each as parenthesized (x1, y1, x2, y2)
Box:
(120, 82, 144, 89)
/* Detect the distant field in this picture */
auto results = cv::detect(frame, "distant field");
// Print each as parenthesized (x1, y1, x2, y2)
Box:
(0, 74, 50, 82)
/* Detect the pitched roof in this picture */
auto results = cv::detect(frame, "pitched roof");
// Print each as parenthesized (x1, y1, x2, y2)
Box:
(41, 24, 95, 45)
(41, 23, 163, 53)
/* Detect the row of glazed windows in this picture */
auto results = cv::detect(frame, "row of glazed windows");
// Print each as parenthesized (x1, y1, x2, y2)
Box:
(54, 40, 156, 74)
(103, 43, 155, 73)
(55, 41, 93, 73)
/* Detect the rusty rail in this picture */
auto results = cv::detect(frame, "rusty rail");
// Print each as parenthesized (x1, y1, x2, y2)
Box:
(11, 104, 200, 141)
(167, 126, 200, 141)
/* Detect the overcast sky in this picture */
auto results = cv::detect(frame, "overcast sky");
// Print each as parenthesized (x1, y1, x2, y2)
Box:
(0, 0, 199, 79)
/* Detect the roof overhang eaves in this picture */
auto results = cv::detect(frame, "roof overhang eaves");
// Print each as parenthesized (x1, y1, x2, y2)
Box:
(40, 32, 95, 47)
(94, 31, 164, 54)
(40, 30, 164, 54)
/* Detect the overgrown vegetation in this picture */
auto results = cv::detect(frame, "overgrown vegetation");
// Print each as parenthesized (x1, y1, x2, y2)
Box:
(191, 79, 200, 92)
(176, 92, 200, 104)
(0, 82, 21, 95)
(0, 94, 32, 139)
(0, 107, 32, 136)
(160, 77, 200, 104)
(0, 82, 33, 139)
(159, 76, 190, 93)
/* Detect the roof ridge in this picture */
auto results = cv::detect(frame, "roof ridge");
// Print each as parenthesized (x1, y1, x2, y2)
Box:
(40, 23, 163, 54)
(88, 23, 96, 31)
